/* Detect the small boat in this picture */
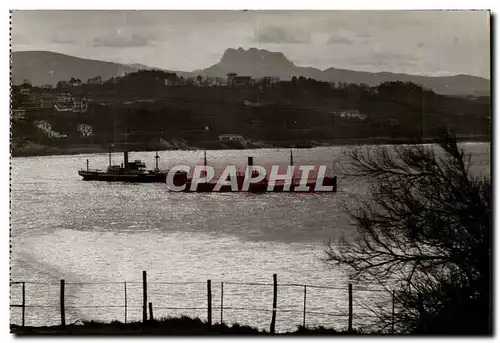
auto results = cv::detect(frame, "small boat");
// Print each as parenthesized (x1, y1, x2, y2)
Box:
(78, 150, 167, 183)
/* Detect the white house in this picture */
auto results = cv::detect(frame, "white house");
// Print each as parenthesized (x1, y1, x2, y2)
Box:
(218, 134, 245, 142)
(34, 120, 67, 138)
(77, 124, 93, 136)
(339, 109, 367, 120)
(56, 92, 73, 103)
(244, 100, 264, 107)
(86, 76, 102, 85)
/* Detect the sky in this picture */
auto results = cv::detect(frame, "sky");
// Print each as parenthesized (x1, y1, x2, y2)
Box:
(11, 10, 491, 78)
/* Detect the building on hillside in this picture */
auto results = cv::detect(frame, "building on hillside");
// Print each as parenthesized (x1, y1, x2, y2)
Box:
(86, 76, 103, 85)
(215, 77, 226, 86)
(69, 78, 82, 87)
(22, 79, 32, 87)
(227, 73, 237, 84)
(20, 88, 30, 96)
(269, 76, 280, 84)
(234, 76, 252, 86)
(56, 81, 71, 89)
(218, 134, 245, 142)
(164, 73, 178, 86)
(194, 76, 205, 87)
(53, 92, 87, 112)
(386, 118, 399, 126)
(338, 109, 367, 120)
(34, 120, 51, 132)
(176, 77, 187, 86)
(205, 77, 226, 87)
(42, 84, 53, 90)
(257, 76, 280, 87)
(77, 124, 93, 136)
(34, 120, 68, 138)
(205, 77, 215, 87)
(39, 94, 54, 109)
(12, 109, 26, 120)
(73, 98, 88, 113)
(56, 92, 73, 103)
(226, 73, 252, 87)
(244, 100, 264, 107)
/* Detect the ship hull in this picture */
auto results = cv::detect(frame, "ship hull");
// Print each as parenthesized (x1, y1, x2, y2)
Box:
(178, 177, 337, 193)
(78, 171, 167, 183)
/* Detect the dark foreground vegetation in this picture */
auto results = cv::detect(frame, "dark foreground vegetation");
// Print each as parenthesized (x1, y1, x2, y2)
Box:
(11, 316, 360, 335)
(328, 131, 492, 335)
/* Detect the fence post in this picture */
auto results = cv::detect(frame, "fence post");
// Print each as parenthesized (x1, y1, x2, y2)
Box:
(21, 282, 25, 327)
(207, 280, 212, 327)
(220, 282, 224, 324)
(149, 302, 154, 321)
(142, 271, 148, 324)
(302, 285, 307, 328)
(348, 283, 353, 333)
(270, 273, 277, 334)
(60, 279, 65, 327)
(124, 282, 127, 324)
(391, 290, 395, 334)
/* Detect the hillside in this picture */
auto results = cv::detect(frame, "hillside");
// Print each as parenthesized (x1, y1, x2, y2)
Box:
(10, 69, 491, 157)
(11, 51, 138, 86)
(11, 49, 490, 96)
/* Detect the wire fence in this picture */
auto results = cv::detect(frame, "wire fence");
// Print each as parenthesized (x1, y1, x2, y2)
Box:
(10, 272, 394, 333)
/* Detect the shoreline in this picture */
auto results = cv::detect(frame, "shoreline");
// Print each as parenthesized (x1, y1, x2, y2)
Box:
(10, 316, 359, 335)
(10, 135, 491, 158)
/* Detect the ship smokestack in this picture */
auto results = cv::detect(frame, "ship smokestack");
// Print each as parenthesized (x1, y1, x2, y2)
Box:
(247, 156, 253, 166)
(124, 151, 129, 169)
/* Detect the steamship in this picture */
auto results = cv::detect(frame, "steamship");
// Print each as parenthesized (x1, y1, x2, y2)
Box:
(78, 150, 167, 183)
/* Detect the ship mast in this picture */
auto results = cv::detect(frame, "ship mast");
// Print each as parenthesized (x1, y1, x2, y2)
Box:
(204, 150, 207, 166)
(155, 151, 160, 170)
(290, 149, 294, 166)
(108, 145, 112, 167)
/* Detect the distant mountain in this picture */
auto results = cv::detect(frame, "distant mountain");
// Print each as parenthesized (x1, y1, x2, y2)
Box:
(11, 49, 490, 96)
(200, 47, 300, 79)
(11, 51, 138, 86)
(198, 48, 490, 97)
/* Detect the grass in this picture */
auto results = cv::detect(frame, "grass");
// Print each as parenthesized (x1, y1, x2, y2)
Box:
(10, 315, 362, 335)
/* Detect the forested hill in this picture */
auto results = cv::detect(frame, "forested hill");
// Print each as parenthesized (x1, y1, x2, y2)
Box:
(11, 70, 491, 156)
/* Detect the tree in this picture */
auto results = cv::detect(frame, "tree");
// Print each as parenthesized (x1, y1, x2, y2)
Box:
(327, 132, 491, 334)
